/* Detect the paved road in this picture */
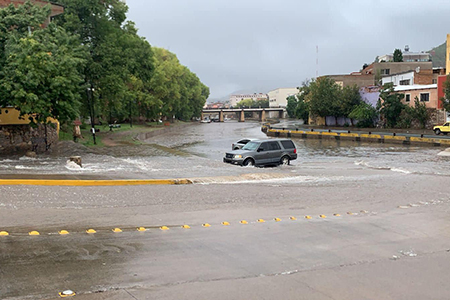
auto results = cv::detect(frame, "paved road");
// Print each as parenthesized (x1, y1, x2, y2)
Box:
(1, 163, 450, 299)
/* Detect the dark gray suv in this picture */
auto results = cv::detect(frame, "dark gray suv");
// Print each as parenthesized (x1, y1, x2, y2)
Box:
(223, 139, 297, 167)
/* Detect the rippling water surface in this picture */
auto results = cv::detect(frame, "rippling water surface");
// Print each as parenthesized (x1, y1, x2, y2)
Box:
(0, 121, 449, 179)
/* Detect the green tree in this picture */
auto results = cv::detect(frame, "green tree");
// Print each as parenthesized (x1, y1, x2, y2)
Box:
(307, 77, 341, 126)
(236, 99, 254, 108)
(0, 3, 87, 126)
(412, 97, 429, 129)
(377, 83, 406, 128)
(341, 85, 362, 125)
(441, 75, 450, 112)
(287, 83, 310, 122)
(348, 102, 377, 128)
(393, 49, 403, 62)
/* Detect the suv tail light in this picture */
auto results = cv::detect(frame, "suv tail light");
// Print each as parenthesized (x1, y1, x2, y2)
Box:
(294, 148, 297, 154)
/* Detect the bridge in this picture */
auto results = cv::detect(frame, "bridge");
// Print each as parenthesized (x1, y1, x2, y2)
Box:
(201, 107, 286, 122)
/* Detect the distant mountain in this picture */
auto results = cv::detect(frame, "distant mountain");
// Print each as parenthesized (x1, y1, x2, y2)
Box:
(428, 42, 446, 68)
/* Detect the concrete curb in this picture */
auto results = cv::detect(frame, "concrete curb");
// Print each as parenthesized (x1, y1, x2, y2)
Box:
(0, 178, 193, 186)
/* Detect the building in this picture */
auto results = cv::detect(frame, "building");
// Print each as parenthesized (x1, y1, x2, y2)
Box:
(326, 73, 375, 88)
(362, 61, 433, 77)
(229, 93, 268, 107)
(267, 88, 298, 108)
(381, 68, 445, 86)
(0, 0, 64, 27)
(394, 84, 439, 109)
(377, 46, 431, 63)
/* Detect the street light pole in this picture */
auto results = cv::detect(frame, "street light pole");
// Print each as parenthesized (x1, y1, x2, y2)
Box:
(87, 86, 96, 145)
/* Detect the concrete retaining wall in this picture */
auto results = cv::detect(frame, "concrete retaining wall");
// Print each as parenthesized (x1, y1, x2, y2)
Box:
(0, 124, 58, 154)
(265, 127, 450, 147)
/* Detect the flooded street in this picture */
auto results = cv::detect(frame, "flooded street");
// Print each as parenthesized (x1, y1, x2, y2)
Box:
(0, 121, 449, 180)
(1, 121, 450, 300)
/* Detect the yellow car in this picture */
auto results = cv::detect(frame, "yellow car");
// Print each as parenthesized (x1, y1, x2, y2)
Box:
(433, 122, 450, 135)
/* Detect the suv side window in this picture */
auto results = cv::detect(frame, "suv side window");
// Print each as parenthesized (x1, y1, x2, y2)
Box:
(258, 142, 268, 151)
(281, 140, 295, 149)
(268, 141, 281, 150)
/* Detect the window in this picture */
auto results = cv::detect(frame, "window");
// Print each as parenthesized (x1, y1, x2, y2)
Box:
(268, 142, 281, 151)
(281, 140, 295, 149)
(400, 79, 410, 85)
(405, 94, 411, 102)
(420, 93, 429, 102)
(258, 142, 269, 151)
(381, 69, 390, 75)
(432, 79, 437, 84)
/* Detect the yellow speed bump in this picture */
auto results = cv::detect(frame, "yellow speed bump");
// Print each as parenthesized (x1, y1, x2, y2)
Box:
(59, 230, 69, 235)
(319, 215, 327, 219)
(274, 218, 281, 222)
(257, 219, 265, 223)
(240, 220, 248, 224)
(59, 290, 76, 298)
(333, 214, 341, 217)
(29, 231, 40, 236)
(347, 212, 355, 215)
(137, 227, 146, 232)
(0, 231, 9, 236)
(305, 215, 312, 219)
(86, 229, 96, 234)
(222, 221, 230, 226)
(202, 223, 211, 228)
(160, 226, 170, 231)
(112, 228, 122, 233)
(290, 216, 297, 221)
(182, 225, 191, 229)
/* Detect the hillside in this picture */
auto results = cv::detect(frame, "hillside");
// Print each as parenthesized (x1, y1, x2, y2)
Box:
(428, 42, 446, 68)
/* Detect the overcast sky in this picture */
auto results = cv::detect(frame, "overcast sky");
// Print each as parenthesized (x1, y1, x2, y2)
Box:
(126, 0, 450, 101)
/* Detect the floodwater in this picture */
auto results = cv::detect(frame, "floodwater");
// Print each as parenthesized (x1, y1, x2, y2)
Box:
(0, 121, 449, 180)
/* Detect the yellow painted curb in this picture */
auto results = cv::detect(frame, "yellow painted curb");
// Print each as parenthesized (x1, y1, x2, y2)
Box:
(112, 228, 122, 233)
(86, 229, 96, 234)
(320, 215, 327, 218)
(0, 231, 9, 236)
(333, 214, 341, 217)
(29, 231, 40, 236)
(274, 218, 281, 222)
(202, 223, 211, 227)
(290, 216, 297, 220)
(222, 221, 230, 226)
(305, 215, 312, 219)
(257, 219, 265, 223)
(0, 178, 193, 186)
(240, 220, 248, 224)
(347, 212, 354, 215)
(182, 225, 191, 229)
(137, 227, 146, 232)
(160, 226, 170, 231)
(59, 230, 69, 235)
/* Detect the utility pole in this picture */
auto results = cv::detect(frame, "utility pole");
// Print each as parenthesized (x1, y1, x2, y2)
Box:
(316, 45, 319, 79)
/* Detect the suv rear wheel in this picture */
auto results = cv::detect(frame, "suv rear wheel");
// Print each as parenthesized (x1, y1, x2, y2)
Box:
(280, 156, 290, 166)
(435, 129, 441, 135)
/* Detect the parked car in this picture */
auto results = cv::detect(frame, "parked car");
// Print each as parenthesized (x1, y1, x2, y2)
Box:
(232, 138, 255, 150)
(200, 118, 211, 123)
(223, 139, 297, 167)
(433, 122, 450, 135)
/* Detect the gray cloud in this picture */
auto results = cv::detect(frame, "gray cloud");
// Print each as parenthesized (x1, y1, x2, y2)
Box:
(127, 0, 450, 100)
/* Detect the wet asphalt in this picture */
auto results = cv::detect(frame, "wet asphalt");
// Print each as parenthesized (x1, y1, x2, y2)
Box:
(1, 121, 450, 299)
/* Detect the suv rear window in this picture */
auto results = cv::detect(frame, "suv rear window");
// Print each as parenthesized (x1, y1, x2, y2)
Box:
(281, 140, 295, 149)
